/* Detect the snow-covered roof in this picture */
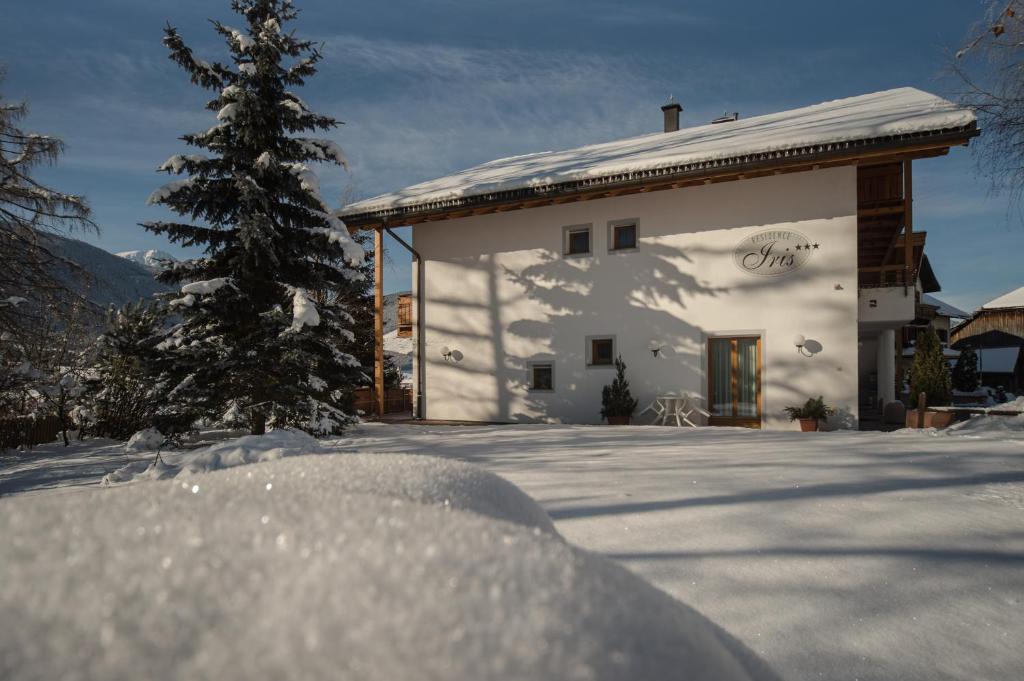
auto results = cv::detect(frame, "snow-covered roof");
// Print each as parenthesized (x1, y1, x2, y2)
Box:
(921, 294, 970, 319)
(977, 347, 1022, 373)
(384, 328, 414, 357)
(342, 87, 975, 220)
(982, 286, 1024, 310)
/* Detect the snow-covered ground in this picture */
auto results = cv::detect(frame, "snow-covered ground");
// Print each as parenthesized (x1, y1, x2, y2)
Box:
(329, 423, 1024, 681)
(2, 422, 1023, 680)
(1, 445, 777, 681)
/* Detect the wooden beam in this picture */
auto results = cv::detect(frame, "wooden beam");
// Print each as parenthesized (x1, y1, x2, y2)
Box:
(903, 160, 914, 276)
(374, 226, 385, 417)
(857, 205, 906, 218)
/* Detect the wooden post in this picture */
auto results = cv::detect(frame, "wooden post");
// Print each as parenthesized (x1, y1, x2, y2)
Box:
(374, 226, 385, 417)
(916, 391, 926, 429)
(903, 160, 913, 289)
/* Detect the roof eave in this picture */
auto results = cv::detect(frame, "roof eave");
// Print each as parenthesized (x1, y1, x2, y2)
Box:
(342, 124, 978, 228)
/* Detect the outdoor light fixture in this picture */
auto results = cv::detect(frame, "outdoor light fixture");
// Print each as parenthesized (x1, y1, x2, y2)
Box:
(793, 334, 813, 357)
(441, 346, 453, 362)
(649, 340, 663, 357)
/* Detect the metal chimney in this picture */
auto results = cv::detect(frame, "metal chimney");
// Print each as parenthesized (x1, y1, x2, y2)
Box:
(661, 98, 683, 133)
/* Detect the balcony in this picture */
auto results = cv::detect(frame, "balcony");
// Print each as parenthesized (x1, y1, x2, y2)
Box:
(397, 293, 413, 338)
(858, 279, 916, 328)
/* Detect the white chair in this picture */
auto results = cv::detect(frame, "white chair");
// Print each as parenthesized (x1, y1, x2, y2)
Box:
(673, 394, 710, 427)
(638, 397, 667, 423)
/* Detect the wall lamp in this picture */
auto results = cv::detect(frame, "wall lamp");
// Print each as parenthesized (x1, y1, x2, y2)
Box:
(441, 346, 453, 362)
(649, 340, 663, 358)
(793, 334, 813, 357)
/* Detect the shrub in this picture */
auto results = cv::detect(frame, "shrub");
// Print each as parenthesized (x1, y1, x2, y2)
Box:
(600, 355, 638, 420)
(951, 344, 980, 392)
(908, 326, 952, 407)
(783, 396, 835, 422)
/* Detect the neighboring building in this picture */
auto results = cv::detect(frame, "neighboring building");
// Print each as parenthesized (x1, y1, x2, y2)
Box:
(951, 286, 1024, 393)
(344, 88, 977, 429)
(383, 291, 415, 383)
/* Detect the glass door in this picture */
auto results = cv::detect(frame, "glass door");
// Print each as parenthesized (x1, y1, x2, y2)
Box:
(707, 336, 762, 428)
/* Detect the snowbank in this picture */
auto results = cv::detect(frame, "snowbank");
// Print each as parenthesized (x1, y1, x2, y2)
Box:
(103, 429, 325, 485)
(944, 397, 1024, 438)
(946, 413, 1024, 437)
(0, 455, 777, 681)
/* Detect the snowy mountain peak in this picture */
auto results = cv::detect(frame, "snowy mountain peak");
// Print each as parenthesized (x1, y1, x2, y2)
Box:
(116, 249, 179, 273)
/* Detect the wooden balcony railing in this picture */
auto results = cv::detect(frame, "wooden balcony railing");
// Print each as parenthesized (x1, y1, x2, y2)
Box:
(858, 265, 915, 289)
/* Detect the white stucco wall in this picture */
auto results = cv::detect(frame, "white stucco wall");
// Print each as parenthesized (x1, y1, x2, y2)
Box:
(412, 166, 860, 430)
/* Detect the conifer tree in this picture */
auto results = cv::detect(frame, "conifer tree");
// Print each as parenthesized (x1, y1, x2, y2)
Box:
(951, 344, 981, 393)
(1, 72, 96, 339)
(144, 0, 365, 435)
(80, 301, 169, 439)
(601, 355, 639, 420)
(909, 326, 952, 407)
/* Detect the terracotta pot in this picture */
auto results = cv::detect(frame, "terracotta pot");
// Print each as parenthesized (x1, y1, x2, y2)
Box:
(798, 418, 819, 432)
(905, 409, 955, 429)
(606, 415, 631, 425)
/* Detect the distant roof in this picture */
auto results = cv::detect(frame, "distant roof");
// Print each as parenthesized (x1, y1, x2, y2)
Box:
(922, 293, 969, 319)
(342, 87, 976, 223)
(982, 286, 1024, 310)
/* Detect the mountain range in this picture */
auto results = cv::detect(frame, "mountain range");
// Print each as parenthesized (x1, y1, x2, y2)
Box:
(41, 234, 172, 312)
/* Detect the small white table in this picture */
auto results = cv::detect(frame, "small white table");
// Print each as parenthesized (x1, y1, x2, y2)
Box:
(639, 394, 710, 427)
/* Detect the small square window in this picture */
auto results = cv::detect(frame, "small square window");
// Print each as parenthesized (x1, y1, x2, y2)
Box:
(612, 223, 637, 250)
(589, 337, 614, 366)
(529, 363, 554, 391)
(564, 225, 592, 256)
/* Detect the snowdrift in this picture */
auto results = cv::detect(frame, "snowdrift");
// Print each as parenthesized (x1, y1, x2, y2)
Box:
(1, 453, 778, 681)
(103, 428, 326, 485)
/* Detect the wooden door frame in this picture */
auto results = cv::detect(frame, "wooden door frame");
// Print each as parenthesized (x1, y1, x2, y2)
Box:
(707, 335, 763, 429)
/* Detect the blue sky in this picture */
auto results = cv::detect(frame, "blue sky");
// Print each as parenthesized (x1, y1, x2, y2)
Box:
(2, 0, 1019, 310)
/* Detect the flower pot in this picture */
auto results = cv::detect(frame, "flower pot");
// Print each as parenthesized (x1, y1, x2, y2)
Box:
(606, 415, 631, 425)
(798, 418, 819, 432)
(905, 409, 954, 429)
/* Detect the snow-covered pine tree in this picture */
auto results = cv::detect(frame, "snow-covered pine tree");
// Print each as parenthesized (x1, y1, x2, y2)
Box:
(144, 0, 365, 436)
(951, 344, 980, 393)
(909, 326, 952, 407)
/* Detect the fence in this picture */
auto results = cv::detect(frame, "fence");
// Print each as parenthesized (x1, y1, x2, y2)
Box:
(0, 415, 63, 450)
(353, 387, 413, 416)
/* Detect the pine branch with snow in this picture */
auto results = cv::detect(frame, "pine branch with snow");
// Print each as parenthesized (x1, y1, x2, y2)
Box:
(141, 0, 366, 436)
(1, 72, 98, 340)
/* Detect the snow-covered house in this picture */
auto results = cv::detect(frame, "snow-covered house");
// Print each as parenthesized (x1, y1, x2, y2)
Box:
(343, 88, 977, 429)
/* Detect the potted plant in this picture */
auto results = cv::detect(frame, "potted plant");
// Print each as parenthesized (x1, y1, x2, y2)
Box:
(783, 396, 835, 432)
(601, 355, 638, 425)
(905, 326, 954, 428)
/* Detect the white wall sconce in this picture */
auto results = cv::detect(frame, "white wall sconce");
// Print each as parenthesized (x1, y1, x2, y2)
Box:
(441, 346, 453, 362)
(649, 340, 663, 357)
(793, 334, 813, 357)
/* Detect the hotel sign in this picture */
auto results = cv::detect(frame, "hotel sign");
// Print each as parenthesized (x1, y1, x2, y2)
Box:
(733, 229, 818, 276)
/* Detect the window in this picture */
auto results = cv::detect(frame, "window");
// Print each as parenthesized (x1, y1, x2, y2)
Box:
(608, 220, 638, 251)
(587, 336, 615, 367)
(563, 224, 592, 256)
(529, 363, 554, 391)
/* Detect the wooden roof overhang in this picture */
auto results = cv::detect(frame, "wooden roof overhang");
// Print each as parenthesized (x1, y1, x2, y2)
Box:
(951, 308, 1024, 349)
(342, 125, 978, 229)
